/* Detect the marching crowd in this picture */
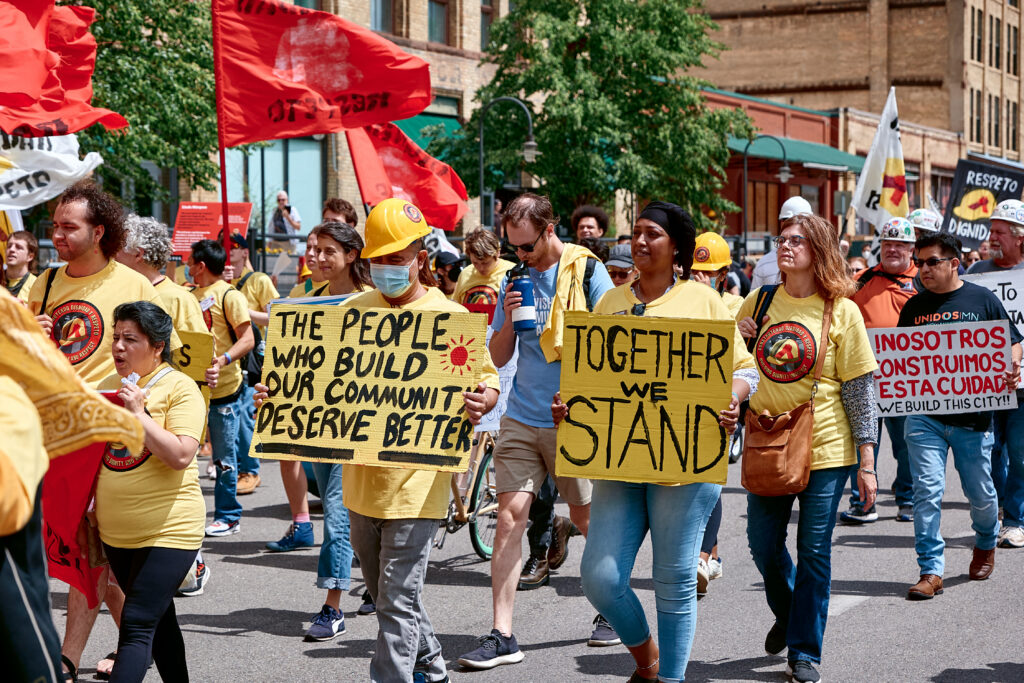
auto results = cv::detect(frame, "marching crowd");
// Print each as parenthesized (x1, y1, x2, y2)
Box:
(2, 180, 1023, 683)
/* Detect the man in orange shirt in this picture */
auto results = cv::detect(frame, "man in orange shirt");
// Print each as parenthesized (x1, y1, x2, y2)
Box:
(843, 216, 919, 525)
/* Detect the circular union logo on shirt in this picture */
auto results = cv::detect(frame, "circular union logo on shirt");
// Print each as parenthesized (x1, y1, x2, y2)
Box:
(102, 443, 151, 472)
(51, 300, 103, 364)
(755, 321, 817, 383)
(463, 285, 499, 306)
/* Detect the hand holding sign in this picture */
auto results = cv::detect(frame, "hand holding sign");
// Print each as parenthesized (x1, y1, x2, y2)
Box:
(462, 382, 497, 424)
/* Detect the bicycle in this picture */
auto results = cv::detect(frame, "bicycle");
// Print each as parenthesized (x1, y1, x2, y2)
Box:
(434, 431, 499, 560)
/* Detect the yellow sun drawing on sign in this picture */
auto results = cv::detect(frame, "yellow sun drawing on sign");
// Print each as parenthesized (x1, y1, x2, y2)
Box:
(440, 335, 477, 376)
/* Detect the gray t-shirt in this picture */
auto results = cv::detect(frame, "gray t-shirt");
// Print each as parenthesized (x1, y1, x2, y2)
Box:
(967, 258, 1024, 274)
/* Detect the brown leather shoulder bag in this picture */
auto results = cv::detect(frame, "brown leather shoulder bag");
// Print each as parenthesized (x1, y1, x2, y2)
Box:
(741, 299, 834, 497)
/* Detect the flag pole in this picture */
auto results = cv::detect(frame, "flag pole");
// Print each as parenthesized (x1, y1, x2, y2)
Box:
(211, 0, 233, 263)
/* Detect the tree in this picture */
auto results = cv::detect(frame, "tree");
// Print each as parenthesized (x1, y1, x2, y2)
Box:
(427, 0, 752, 231)
(75, 1, 218, 206)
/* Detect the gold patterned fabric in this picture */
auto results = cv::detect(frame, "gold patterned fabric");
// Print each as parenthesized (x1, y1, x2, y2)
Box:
(0, 289, 144, 459)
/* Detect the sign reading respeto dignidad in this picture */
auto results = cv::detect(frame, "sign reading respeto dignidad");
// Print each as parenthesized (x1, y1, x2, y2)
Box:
(250, 304, 488, 472)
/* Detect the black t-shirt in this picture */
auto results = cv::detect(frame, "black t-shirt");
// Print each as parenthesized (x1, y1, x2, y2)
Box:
(898, 281, 1023, 431)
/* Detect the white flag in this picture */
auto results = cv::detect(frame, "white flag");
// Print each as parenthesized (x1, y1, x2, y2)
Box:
(850, 87, 909, 229)
(0, 133, 103, 210)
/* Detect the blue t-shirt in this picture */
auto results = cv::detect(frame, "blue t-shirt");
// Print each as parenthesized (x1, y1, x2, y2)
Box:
(492, 257, 614, 427)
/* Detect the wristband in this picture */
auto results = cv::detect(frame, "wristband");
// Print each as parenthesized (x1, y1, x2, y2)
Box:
(223, 351, 232, 365)
(731, 391, 740, 400)
(859, 468, 876, 476)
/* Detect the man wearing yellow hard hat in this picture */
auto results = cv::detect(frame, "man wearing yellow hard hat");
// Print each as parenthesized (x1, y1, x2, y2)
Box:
(690, 232, 743, 317)
(343, 198, 501, 682)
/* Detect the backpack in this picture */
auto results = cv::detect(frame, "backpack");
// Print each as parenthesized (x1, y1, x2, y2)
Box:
(224, 272, 264, 387)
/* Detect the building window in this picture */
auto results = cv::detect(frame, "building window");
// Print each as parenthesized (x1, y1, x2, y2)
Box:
(745, 181, 782, 234)
(1012, 25, 1020, 76)
(976, 90, 983, 143)
(996, 18, 1002, 69)
(428, 0, 449, 44)
(371, 0, 393, 33)
(990, 15, 995, 66)
(970, 88, 975, 142)
(481, 0, 493, 50)
(1013, 101, 1020, 152)
(294, 0, 318, 7)
(930, 169, 955, 214)
(905, 164, 920, 211)
(989, 94, 994, 145)
(977, 9, 985, 63)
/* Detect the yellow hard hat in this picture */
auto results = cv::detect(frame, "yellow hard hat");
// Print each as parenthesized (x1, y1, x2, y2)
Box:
(362, 198, 432, 259)
(691, 232, 731, 271)
(299, 263, 312, 278)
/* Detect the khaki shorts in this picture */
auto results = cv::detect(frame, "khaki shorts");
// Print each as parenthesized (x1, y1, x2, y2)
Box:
(493, 416, 592, 506)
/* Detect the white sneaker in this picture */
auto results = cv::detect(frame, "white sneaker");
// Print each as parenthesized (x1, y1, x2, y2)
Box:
(998, 525, 1024, 548)
(697, 558, 709, 596)
(205, 520, 240, 537)
(177, 558, 210, 596)
(708, 557, 723, 580)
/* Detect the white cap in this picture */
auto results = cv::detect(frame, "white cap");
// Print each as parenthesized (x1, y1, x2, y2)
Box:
(779, 196, 813, 221)
(990, 199, 1024, 227)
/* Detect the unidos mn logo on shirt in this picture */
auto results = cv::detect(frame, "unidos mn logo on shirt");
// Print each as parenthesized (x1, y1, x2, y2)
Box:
(755, 321, 817, 383)
(51, 300, 103, 364)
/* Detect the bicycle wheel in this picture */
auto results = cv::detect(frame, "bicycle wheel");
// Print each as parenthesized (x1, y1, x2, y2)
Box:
(469, 445, 499, 560)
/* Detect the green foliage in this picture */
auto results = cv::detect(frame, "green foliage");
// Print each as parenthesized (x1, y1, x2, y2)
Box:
(426, 0, 752, 230)
(73, 0, 218, 206)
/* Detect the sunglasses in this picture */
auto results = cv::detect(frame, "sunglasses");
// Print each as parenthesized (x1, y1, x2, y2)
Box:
(912, 256, 954, 268)
(506, 230, 545, 253)
(774, 235, 808, 249)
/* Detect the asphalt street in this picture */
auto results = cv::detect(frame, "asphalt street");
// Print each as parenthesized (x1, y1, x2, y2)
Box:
(52, 432, 1024, 682)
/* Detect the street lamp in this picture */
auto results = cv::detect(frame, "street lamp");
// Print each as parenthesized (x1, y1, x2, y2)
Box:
(478, 96, 538, 232)
(741, 134, 791, 258)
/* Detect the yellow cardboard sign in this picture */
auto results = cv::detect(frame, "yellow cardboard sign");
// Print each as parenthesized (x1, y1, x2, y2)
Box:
(172, 330, 214, 439)
(250, 304, 488, 471)
(555, 312, 735, 485)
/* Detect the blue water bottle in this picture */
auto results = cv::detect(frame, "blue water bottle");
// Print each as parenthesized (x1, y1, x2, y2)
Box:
(509, 262, 537, 332)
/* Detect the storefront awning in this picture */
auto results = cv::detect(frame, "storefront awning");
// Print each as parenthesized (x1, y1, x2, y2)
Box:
(728, 136, 865, 174)
(395, 113, 462, 152)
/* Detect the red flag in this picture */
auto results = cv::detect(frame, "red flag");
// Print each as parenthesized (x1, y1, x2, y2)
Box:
(212, 0, 432, 148)
(0, 1, 57, 108)
(346, 123, 468, 230)
(0, 4, 128, 137)
(42, 442, 106, 608)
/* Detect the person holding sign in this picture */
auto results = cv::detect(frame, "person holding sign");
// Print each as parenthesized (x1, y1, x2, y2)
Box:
(459, 193, 615, 670)
(898, 232, 1023, 599)
(95, 302, 206, 682)
(553, 202, 758, 683)
(737, 214, 879, 683)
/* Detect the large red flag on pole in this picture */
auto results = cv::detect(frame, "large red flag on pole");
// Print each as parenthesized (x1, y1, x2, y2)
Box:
(345, 123, 468, 231)
(0, 3, 128, 137)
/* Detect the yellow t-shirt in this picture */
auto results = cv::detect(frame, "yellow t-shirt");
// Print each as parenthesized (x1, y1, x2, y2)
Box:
(594, 279, 755, 373)
(26, 260, 171, 388)
(340, 287, 501, 520)
(722, 291, 743, 319)
(155, 277, 208, 335)
(96, 364, 206, 549)
(233, 268, 280, 331)
(287, 279, 327, 298)
(191, 279, 251, 399)
(6, 271, 36, 303)
(738, 287, 878, 470)
(452, 259, 514, 306)
(0, 377, 47, 536)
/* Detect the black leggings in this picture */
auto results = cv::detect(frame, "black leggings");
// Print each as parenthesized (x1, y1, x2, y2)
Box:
(701, 495, 723, 555)
(103, 545, 197, 683)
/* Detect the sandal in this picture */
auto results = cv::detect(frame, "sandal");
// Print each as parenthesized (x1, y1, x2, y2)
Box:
(96, 651, 117, 681)
(60, 654, 78, 683)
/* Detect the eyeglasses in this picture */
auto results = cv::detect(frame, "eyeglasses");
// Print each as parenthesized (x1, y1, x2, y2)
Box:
(608, 270, 633, 281)
(506, 230, 545, 253)
(912, 256, 954, 268)
(774, 235, 808, 249)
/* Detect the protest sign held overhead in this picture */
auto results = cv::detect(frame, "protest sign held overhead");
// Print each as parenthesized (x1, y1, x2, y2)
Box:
(868, 321, 1017, 417)
(555, 313, 735, 486)
(211, 0, 431, 148)
(0, 133, 103, 210)
(251, 304, 488, 472)
(964, 269, 1024, 328)
(940, 160, 1024, 251)
(171, 202, 252, 260)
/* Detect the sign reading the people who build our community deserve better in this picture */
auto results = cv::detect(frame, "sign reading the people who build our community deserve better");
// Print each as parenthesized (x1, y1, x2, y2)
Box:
(555, 312, 735, 486)
(250, 304, 488, 472)
(868, 320, 1017, 417)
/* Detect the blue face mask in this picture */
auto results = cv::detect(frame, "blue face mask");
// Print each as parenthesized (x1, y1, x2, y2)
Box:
(370, 263, 414, 298)
(182, 265, 191, 282)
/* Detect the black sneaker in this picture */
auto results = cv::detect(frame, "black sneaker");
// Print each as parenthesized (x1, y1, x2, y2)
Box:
(765, 621, 787, 655)
(786, 660, 821, 682)
(838, 505, 878, 525)
(357, 590, 376, 615)
(457, 629, 524, 669)
(588, 614, 621, 647)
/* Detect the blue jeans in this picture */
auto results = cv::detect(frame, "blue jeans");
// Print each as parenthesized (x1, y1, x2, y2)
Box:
(848, 416, 911, 507)
(208, 388, 249, 524)
(746, 466, 848, 665)
(905, 415, 999, 576)
(581, 480, 720, 683)
(992, 404, 1024, 527)
(236, 384, 261, 476)
(311, 462, 352, 590)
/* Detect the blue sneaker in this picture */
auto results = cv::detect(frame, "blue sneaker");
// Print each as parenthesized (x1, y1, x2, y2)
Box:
(305, 605, 345, 641)
(412, 675, 449, 683)
(266, 522, 314, 552)
(457, 629, 524, 669)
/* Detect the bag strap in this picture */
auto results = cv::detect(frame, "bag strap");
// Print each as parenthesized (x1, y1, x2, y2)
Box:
(235, 271, 255, 291)
(140, 365, 175, 390)
(809, 299, 834, 407)
(39, 267, 59, 314)
(745, 284, 778, 353)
